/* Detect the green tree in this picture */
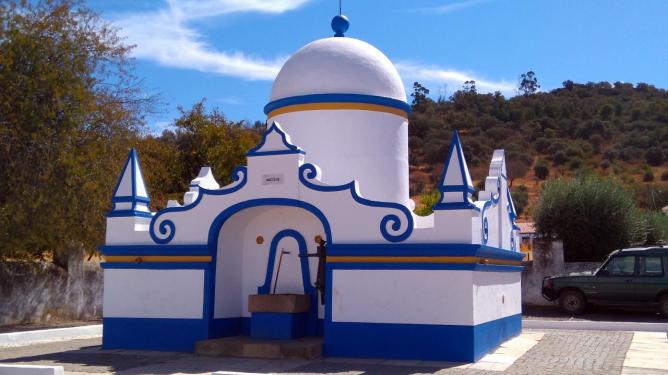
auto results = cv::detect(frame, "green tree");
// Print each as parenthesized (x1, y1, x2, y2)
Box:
(0, 0, 152, 265)
(518, 71, 540, 96)
(533, 175, 647, 261)
(463, 80, 477, 94)
(170, 100, 261, 192)
(411, 82, 430, 106)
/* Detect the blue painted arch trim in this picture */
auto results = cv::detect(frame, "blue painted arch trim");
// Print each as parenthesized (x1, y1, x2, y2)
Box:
(149, 166, 248, 244)
(264, 93, 412, 116)
(256, 229, 320, 336)
(299, 163, 413, 243)
(205, 198, 332, 331)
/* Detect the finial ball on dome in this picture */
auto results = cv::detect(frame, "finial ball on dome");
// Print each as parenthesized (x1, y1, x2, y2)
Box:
(331, 14, 349, 37)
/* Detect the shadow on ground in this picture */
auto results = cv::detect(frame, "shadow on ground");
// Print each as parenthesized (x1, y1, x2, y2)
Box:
(523, 304, 667, 322)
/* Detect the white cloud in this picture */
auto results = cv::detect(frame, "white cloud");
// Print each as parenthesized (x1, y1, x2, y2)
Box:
(418, 0, 492, 15)
(110, 0, 311, 81)
(396, 61, 516, 96)
(107, 0, 514, 96)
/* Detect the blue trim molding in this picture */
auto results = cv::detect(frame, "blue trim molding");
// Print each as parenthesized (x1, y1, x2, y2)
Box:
(101, 262, 211, 270)
(264, 93, 412, 116)
(327, 243, 525, 261)
(299, 163, 413, 242)
(100, 244, 210, 256)
(246, 122, 304, 157)
(150, 166, 247, 244)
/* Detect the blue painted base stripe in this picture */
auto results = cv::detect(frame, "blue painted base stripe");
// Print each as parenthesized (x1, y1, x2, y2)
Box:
(473, 314, 522, 360)
(103, 317, 208, 352)
(324, 314, 521, 362)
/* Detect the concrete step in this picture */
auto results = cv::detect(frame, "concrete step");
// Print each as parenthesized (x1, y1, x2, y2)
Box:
(195, 336, 322, 359)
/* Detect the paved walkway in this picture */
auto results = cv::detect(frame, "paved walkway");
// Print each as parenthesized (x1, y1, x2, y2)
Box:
(0, 329, 667, 375)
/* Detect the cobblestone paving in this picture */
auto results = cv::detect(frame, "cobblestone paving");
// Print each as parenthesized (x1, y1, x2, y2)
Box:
(0, 330, 644, 374)
(504, 330, 633, 375)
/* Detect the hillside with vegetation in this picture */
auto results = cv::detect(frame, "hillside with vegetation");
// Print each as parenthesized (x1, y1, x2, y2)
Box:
(408, 79, 668, 219)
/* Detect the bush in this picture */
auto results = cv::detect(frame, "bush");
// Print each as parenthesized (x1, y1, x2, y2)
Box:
(414, 189, 440, 216)
(662, 171, 668, 181)
(553, 150, 569, 165)
(600, 160, 610, 169)
(645, 147, 665, 166)
(643, 170, 654, 182)
(533, 174, 646, 261)
(512, 185, 529, 217)
(534, 159, 549, 180)
(569, 157, 583, 170)
(534, 137, 551, 153)
(644, 211, 668, 245)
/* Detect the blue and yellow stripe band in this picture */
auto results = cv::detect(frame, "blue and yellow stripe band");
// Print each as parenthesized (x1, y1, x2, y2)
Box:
(326, 256, 522, 266)
(264, 93, 411, 119)
(103, 255, 212, 263)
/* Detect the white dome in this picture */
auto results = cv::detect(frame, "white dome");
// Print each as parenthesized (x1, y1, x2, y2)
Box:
(270, 37, 407, 103)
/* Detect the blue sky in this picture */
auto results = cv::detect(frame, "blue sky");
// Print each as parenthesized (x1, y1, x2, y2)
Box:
(88, 0, 668, 132)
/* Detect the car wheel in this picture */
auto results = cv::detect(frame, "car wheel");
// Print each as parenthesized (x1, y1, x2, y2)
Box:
(559, 289, 586, 315)
(659, 294, 668, 318)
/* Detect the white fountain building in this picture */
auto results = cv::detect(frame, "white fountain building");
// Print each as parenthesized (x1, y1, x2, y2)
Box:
(101, 14, 523, 362)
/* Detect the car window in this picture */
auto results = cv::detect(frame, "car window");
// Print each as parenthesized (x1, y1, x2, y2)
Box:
(603, 256, 636, 276)
(638, 256, 663, 277)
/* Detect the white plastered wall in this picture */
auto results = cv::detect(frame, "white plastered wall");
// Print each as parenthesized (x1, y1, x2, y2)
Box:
(214, 206, 325, 319)
(103, 269, 204, 319)
(331, 269, 521, 327)
(270, 110, 409, 207)
(472, 271, 521, 324)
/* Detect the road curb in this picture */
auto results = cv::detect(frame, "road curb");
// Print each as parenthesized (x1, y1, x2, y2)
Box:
(523, 319, 668, 332)
(0, 324, 102, 348)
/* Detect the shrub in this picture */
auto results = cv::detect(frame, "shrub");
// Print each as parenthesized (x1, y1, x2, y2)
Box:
(600, 160, 610, 170)
(533, 174, 646, 261)
(603, 148, 618, 161)
(512, 185, 529, 217)
(553, 150, 569, 166)
(569, 157, 583, 170)
(662, 171, 668, 181)
(644, 211, 668, 245)
(534, 137, 551, 153)
(643, 170, 654, 182)
(414, 189, 440, 216)
(645, 147, 665, 166)
(534, 159, 549, 180)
